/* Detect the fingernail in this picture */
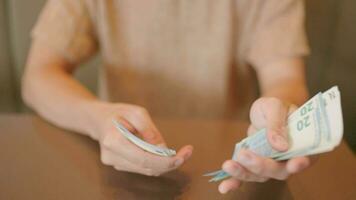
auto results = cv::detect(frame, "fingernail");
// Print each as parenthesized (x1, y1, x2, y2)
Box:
(174, 158, 184, 167)
(184, 150, 192, 160)
(272, 134, 289, 150)
(218, 185, 228, 194)
(238, 151, 254, 165)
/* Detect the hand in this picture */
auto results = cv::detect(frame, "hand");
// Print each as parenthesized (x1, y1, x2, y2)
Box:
(90, 102, 193, 176)
(218, 97, 311, 194)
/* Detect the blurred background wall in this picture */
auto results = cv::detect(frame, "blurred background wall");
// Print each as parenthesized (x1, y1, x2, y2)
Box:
(0, 0, 100, 113)
(0, 0, 355, 151)
(305, 0, 356, 151)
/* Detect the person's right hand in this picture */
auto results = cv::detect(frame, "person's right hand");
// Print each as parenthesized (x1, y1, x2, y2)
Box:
(88, 102, 193, 176)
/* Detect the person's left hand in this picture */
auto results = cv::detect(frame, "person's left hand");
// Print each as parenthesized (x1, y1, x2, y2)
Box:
(218, 97, 312, 194)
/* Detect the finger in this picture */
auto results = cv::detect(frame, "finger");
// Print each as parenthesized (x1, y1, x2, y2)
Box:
(218, 178, 241, 194)
(106, 144, 191, 176)
(104, 129, 193, 171)
(113, 158, 157, 176)
(122, 116, 166, 147)
(128, 144, 193, 173)
(113, 114, 166, 147)
(134, 144, 193, 172)
(286, 156, 310, 174)
(236, 149, 290, 180)
(114, 116, 138, 134)
(103, 150, 156, 176)
(222, 160, 267, 182)
(123, 108, 167, 146)
(175, 145, 194, 163)
(254, 98, 289, 151)
(288, 104, 298, 114)
(247, 125, 258, 136)
(264, 99, 289, 151)
(250, 98, 268, 129)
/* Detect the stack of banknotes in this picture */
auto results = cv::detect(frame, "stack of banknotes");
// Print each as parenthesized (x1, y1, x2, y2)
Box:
(204, 86, 344, 182)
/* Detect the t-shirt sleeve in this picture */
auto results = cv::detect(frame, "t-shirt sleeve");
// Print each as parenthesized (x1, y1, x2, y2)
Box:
(31, 0, 98, 64)
(246, 0, 310, 68)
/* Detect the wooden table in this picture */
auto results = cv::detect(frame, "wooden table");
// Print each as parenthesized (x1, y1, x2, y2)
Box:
(0, 114, 355, 200)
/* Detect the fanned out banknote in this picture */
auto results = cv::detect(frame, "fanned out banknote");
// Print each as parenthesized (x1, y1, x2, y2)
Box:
(204, 86, 344, 182)
(112, 120, 176, 157)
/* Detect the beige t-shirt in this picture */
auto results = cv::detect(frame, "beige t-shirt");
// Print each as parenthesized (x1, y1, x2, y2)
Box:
(32, 0, 309, 119)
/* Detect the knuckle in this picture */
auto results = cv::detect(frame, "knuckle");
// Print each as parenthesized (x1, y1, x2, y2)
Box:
(151, 171, 161, 177)
(138, 157, 149, 168)
(100, 153, 111, 166)
(276, 173, 290, 181)
(101, 158, 109, 166)
(234, 170, 246, 180)
(254, 166, 264, 175)
(257, 177, 269, 183)
(252, 161, 264, 175)
(102, 141, 111, 149)
(168, 160, 177, 169)
(133, 106, 147, 116)
(240, 172, 253, 181)
(229, 167, 242, 178)
(143, 168, 156, 176)
(143, 170, 152, 176)
(113, 166, 123, 171)
(101, 134, 113, 149)
(230, 171, 239, 178)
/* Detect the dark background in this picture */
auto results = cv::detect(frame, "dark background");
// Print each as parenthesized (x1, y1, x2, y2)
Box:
(0, 0, 355, 151)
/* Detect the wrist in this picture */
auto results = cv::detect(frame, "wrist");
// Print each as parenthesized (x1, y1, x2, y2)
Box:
(79, 100, 112, 141)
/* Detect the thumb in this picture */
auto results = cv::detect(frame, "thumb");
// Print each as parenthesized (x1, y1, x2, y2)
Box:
(263, 98, 290, 152)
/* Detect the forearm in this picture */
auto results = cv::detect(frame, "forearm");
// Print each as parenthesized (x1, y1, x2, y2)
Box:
(22, 44, 105, 140)
(256, 58, 309, 106)
(22, 65, 105, 139)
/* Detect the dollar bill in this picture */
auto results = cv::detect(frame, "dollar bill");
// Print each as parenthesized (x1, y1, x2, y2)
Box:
(204, 86, 343, 182)
(112, 120, 176, 157)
